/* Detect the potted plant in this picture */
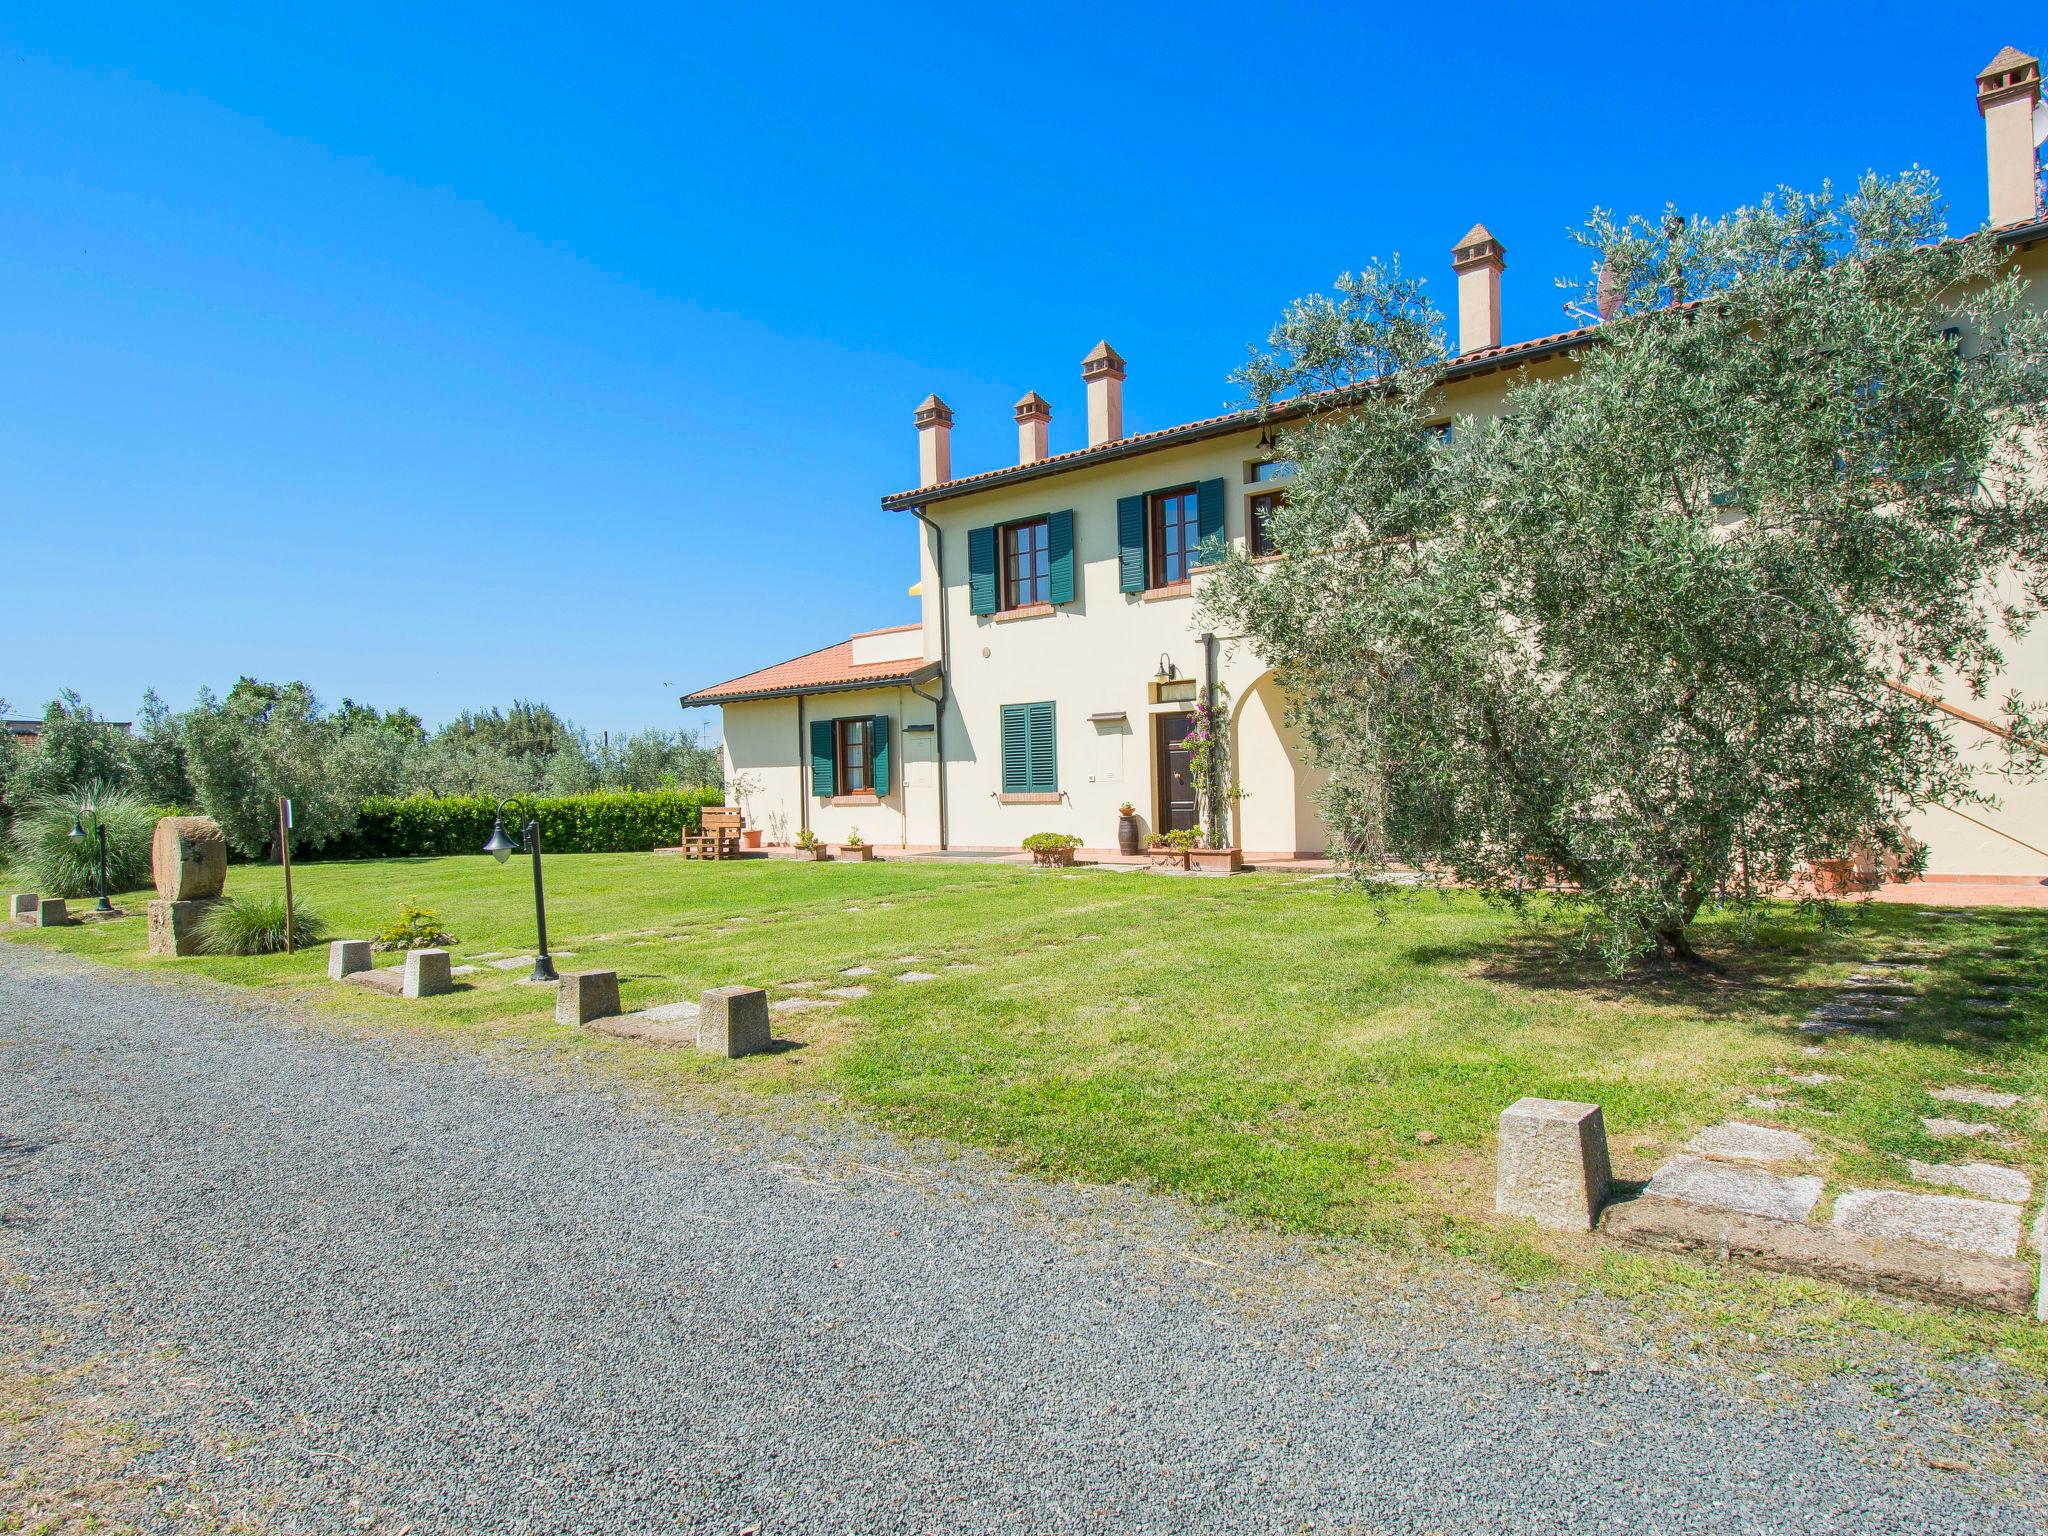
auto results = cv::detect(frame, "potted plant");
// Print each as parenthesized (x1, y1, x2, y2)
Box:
(1187, 837, 1243, 876)
(789, 827, 828, 861)
(1116, 801, 1140, 856)
(1023, 831, 1082, 868)
(1146, 828, 1196, 871)
(728, 772, 765, 849)
(835, 827, 875, 862)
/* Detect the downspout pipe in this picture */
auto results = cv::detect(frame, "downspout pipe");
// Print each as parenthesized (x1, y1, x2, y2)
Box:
(912, 507, 951, 851)
(1201, 630, 1218, 844)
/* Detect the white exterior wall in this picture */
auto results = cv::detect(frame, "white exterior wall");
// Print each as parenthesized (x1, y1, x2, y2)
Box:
(720, 681, 943, 849)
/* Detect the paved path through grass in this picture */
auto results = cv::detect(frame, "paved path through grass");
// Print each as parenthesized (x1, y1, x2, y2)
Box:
(1, 947, 2039, 1534)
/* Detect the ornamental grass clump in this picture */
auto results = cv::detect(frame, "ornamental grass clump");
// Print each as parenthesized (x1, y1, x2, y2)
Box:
(7, 784, 159, 899)
(196, 894, 329, 956)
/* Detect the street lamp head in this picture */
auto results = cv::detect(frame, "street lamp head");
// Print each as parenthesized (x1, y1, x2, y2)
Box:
(68, 815, 85, 841)
(483, 817, 519, 864)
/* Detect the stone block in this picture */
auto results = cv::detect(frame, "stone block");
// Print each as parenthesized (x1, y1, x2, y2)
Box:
(1908, 1159, 2033, 1204)
(1688, 1122, 1815, 1164)
(401, 948, 452, 999)
(150, 816, 227, 903)
(146, 899, 211, 957)
(34, 897, 67, 927)
(556, 970, 622, 1026)
(697, 985, 772, 1059)
(327, 940, 372, 981)
(1494, 1097, 1611, 1231)
(9, 893, 38, 925)
(1833, 1188, 2023, 1260)
(1643, 1155, 1823, 1222)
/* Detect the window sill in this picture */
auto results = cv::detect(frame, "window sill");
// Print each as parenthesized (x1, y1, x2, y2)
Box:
(827, 794, 881, 807)
(993, 601, 1055, 623)
(1250, 551, 1284, 564)
(998, 791, 1062, 805)
(1141, 582, 1193, 602)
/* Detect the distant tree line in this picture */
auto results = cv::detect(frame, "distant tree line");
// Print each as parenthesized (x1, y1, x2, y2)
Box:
(0, 683, 721, 862)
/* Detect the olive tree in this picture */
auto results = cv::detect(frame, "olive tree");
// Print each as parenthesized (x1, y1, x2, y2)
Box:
(1203, 171, 2048, 968)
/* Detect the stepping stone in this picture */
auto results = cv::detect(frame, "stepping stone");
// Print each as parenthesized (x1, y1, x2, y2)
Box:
(822, 985, 869, 1000)
(451, 965, 480, 976)
(637, 1001, 702, 1024)
(489, 956, 535, 970)
(782, 980, 822, 990)
(892, 955, 919, 964)
(1921, 1116, 2001, 1140)
(1643, 1156, 1823, 1222)
(1929, 1086, 2022, 1110)
(945, 962, 979, 972)
(841, 965, 877, 977)
(1689, 1122, 1815, 1164)
(898, 971, 937, 983)
(1743, 1095, 1791, 1112)
(1779, 1071, 1840, 1086)
(771, 996, 840, 1015)
(1833, 1189, 2024, 1260)
(1908, 1159, 2033, 1204)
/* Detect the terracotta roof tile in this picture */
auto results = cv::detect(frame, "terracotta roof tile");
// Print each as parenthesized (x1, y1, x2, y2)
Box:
(682, 630, 935, 706)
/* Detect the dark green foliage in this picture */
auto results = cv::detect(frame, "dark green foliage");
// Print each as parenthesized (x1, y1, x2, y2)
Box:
(338, 787, 727, 859)
(196, 894, 329, 956)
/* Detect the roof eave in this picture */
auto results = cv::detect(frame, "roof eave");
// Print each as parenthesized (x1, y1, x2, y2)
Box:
(881, 219, 2048, 512)
(680, 659, 942, 709)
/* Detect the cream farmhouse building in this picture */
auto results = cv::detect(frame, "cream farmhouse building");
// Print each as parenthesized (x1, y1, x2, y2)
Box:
(687, 47, 2048, 880)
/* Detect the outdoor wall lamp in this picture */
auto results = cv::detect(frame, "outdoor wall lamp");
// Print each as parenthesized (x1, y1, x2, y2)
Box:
(67, 802, 113, 912)
(484, 797, 558, 983)
(1154, 653, 1178, 684)
(1255, 422, 1278, 454)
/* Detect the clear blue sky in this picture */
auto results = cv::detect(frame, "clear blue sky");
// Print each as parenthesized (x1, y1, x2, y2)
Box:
(3, 3, 2032, 735)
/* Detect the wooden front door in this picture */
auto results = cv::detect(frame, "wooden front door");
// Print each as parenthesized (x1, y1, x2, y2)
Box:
(1154, 711, 1198, 834)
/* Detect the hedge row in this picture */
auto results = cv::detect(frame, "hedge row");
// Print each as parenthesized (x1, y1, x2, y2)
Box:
(334, 788, 729, 859)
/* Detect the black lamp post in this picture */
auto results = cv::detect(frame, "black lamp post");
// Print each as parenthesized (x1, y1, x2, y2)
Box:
(68, 805, 112, 912)
(484, 797, 557, 983)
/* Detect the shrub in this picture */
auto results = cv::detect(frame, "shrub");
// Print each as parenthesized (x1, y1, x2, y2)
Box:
(373, 900, 455, 952)
(196, 895, 329, 956)
(1147, 828, 1199, 851)
(6, 784, 163, 898)
(794, 827, 820, 851)
(334, 787, 726, 859)
(844, 827, 864, 848)
(1022, 831, 1082, 866)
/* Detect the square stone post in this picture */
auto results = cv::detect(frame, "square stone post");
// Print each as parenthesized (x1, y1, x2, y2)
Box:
(557, 970, 622, 1026)
(328, 940, 372, 980)
(36, 898, 68, 928)
(402, 948, 452, 999)
(1495, 1097, 1612, 1231)
(697, 985, 771, 1058)
(9, 894, 38, 926)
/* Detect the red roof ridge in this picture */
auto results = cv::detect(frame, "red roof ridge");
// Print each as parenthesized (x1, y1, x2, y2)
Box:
(848, 622, 921, 638)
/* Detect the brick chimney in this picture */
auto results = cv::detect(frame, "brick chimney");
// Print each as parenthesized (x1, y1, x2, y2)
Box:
(914, 394, 954, 487)
(1451, 224, 1506, 354)
(1014, 390, 1051, 464)
(1978, 46, 2042, 227)
(1081, 341, 1125, 447)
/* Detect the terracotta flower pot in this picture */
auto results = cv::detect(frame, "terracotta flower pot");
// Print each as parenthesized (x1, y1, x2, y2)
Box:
(1029, 846, 1077, 867)
(835, 843, 875, 861)
(1811, 856, 1857, 895)
(1148, 847, 1190, 872)
(1187, 847, 1243, 876)
(741, 829, 763, 850)
(784, 844, 829, 861)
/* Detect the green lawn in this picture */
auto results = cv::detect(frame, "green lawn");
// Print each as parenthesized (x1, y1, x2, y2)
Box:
(8, 852, 2046, 1368)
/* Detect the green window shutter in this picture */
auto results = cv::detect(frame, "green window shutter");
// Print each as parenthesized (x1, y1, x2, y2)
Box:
(1196, 477, 1225, 563)
(870, 715, 891, 795)
(968, 525, 997, 615)
(1116, 494, 1146, 593)
(1000, 704, 1029, 794)
(1047, 509, 1075, 604)
(1027, 701, 1056, 793)
(809, 718, 836, 797)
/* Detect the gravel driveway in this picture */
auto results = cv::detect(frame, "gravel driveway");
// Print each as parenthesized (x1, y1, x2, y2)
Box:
(0, 944, 2037, 1535)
